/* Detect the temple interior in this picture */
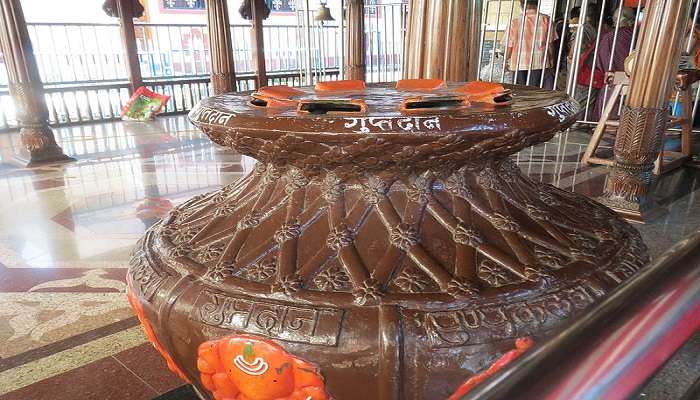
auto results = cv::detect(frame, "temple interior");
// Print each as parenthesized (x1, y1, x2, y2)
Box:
(0, 1, 699, 400)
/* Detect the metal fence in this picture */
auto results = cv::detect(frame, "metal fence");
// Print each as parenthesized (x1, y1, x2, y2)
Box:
(0, 2, 421, 133)
(364, 2, 408, 83)
(477, 0, 700, 130)
(0, 21, 343, 131)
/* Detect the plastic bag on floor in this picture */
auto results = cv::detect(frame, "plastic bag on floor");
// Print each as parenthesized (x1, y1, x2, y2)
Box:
(121, 86, 169, 121)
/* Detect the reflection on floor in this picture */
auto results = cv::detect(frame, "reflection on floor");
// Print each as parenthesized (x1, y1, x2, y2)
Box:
(0, 116, 698, 399)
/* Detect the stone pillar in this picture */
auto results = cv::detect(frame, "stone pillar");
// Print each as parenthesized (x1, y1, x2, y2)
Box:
(0, 0, 73, 166)
(344, 0, 365, 81)
(115, 0, 144, 94)
(403, 0, 481, 81)
(207, 0, 236, 94)
(251, 0, 267, 88)
(600, 0, 691, 221)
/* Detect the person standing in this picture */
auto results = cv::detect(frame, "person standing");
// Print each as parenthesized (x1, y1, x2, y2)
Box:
(504, 0, 557, 87)
(570, 5, 602, 116)
(591, 7, 636, 121)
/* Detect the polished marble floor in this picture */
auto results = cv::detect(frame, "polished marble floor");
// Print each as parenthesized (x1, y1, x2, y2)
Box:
(0, 116, 698, 399)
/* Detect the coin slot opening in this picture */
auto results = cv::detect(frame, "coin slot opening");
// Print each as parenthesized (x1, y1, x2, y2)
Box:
(297, 100, 365, 115)
(250, 96, 268, 107)
(493, 92, 513, 104)
(402, 96, 469, 111)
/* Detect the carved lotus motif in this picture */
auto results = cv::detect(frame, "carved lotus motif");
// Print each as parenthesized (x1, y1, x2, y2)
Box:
(352, 278, 383, 305)
(262, 165, 281, 185)
(313, 267, 350, 291)
(206, 262, 236, 282)
(321, 172, 344, 203)
(478, 260, 513, 287)
(390, 223, 419, 251)
(238, 211, 263, 229)
(326, 225, 354, 251)
(168, 244, 193, 258)
(272, 274, 304, 295)
(489, 213, 520, 232)
(198, 244, 225, 263)
(285, 167, 309, 194)
(362, 176, 388, 204)
(394, 270, 429, 293)
(244, 259, 277, 282)
(453, 222, 483, 247)
(406, 174, 432, 204)
(444, 173, 470, 198)
(274, 221, 302, 244)
(171, 229, 199, 244)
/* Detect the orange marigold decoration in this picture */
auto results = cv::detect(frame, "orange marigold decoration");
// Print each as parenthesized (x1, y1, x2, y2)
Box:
(126, 289, 190, 382)
(447, 337, 535, 400)
(197, 335, 330, 400)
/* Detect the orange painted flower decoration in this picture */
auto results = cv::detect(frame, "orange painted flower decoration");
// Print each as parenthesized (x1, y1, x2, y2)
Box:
(396, 79, 446, 91)
(197, 335, 330, 400)
(251, 85, 305, 108)
(314, 79, 366, 92)
(447, 337, 534, 400)
(126, 288, 190, 383)
(456, 81, 512, 106)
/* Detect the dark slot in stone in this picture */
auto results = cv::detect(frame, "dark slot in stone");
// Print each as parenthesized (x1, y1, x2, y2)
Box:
(250, 97, 268, 107)
(299, 101, 362, 114)
(404, 98, 464, 110)
(494, 93, 513, 103)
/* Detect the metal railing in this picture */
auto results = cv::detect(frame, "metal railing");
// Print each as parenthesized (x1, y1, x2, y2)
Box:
(477, 0, 700, 131)
(364, 2, 408, 83)
(0, 2, 423, 132)
(0, 21, 342, 131)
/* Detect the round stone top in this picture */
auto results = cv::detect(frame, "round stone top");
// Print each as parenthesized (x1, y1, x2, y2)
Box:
(188, 81, 581, 173)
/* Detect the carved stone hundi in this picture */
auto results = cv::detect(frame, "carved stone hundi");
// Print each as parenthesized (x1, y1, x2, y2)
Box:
(127, 80, 648, 400)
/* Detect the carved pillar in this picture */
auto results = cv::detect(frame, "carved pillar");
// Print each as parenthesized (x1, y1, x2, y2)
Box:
(115, 0, 144, 94)
(0, 0, 73, 166)
(251, 0, 267, 88)
(403, 0, 481, 81)
(600, 0, 691, 221)
(207, 0, 236, 94)
(344, 0, 365, 80)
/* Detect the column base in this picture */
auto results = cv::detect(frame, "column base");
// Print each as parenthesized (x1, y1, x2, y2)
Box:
(596, 195, 667, 224)
(12, 126, 76, 167)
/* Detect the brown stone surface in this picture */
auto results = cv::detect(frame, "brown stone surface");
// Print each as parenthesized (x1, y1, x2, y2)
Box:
(127, 83, 648, 400)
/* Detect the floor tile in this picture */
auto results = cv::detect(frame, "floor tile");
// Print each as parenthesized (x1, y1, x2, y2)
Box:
(0, 356, 156, 400)
(113, 343, 186, 395)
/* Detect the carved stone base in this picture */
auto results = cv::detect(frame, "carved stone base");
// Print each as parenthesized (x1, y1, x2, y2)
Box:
(596, 194, 667, 223)
(601, 106, 667, 222)
(126, 83, 649, 399)
(128, 159, 648, 399)
(16, 126, 75, 167)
